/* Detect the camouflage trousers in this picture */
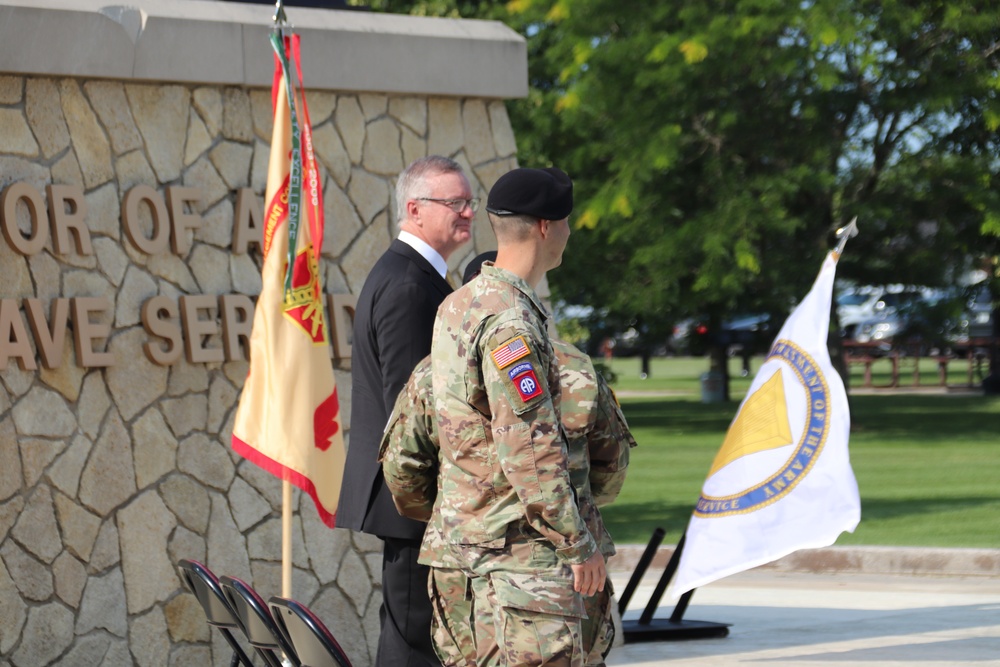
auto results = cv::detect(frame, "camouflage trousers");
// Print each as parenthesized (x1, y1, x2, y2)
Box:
(581, 577, 616, 665)
(428, 527, 615, 666)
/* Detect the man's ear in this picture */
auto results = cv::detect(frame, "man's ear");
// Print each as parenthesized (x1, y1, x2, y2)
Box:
(537, 218, 551, 239)
(405, 198, 422, 224)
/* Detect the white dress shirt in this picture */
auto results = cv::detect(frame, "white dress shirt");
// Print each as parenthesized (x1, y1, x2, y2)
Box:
(398, 230, 448, 279)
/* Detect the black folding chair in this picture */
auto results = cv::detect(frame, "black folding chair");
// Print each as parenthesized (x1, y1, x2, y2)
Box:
(176, 559, 254, 667)
(220, 575, 301, 667)
(269, 596, 354, 667)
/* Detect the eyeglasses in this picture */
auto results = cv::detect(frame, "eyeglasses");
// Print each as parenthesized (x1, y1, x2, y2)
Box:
(416, 197, 481, 214)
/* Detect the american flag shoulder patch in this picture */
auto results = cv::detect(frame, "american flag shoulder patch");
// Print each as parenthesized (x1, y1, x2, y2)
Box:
(491, 335, 531, 370)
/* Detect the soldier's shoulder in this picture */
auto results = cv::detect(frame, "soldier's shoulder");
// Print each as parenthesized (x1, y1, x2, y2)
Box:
(481, 318, 547, 361)
(406, 356, 434, 392)
(551, 338, 592, 368)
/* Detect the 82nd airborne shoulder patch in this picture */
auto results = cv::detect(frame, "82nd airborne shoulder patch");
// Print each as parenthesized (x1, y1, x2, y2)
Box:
(490, 335, 548, 414)
(507, 361, 543, 402)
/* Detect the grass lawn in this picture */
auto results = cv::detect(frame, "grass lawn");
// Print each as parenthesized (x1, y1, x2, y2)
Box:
(600, 354, 992, 393)
(598, 356, 1000, 549)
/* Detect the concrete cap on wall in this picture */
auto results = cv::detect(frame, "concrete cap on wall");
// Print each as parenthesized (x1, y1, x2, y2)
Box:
(0, 0, 528, 98)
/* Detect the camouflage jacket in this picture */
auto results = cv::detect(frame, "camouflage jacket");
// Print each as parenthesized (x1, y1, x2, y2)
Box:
(421, 264, 608, 565)
(551, 338, 636, 557)
(380, 339, 636, 563)
(379, 355, 438, 523)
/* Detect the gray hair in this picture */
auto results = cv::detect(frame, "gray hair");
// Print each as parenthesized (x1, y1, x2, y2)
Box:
(395, 155, 465, 225)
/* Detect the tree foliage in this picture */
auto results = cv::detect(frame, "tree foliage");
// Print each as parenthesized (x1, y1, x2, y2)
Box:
(362, 0, 1000, 358)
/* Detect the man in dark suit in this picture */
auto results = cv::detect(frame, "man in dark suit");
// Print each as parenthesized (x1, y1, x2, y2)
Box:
(338, 155, 478, 666)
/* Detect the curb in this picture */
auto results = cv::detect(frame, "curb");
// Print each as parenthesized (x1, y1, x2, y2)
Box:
(608, 544, 1000, 578)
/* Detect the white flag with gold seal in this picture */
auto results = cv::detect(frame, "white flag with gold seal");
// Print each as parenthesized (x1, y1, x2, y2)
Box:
(668, 252, 861, 598)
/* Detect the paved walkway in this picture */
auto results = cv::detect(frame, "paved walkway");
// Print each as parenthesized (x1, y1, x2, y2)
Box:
(604, 548, 1000, 666)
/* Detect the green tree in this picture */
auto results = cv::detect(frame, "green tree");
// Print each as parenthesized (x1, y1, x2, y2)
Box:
(361, 0, 1000, 394)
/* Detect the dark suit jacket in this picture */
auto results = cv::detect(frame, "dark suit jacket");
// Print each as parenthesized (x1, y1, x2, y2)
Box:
(337, 239, 452, 539)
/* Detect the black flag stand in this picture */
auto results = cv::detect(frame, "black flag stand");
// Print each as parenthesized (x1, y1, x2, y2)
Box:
(617, 528, 730, 642)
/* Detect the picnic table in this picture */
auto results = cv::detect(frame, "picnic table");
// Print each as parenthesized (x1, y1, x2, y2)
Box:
(842, 338, 997, 389)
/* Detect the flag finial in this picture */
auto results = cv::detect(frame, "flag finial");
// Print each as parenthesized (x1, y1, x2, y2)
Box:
(833, 217, 859, 258)
(273, 0, 289, 32)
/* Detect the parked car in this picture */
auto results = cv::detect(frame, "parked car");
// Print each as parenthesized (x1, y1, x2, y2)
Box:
(950, 284, 997, 355)
(837, 286, 886, 338)
(840, 288, 938, 340)
(683, 313, 775, 358)
(667, 318, 698, 356)
(854, 313, 901, 344)
(836, 285, 948, 339)
(965, 284, 995, 339)
(854, 288, 973, 355)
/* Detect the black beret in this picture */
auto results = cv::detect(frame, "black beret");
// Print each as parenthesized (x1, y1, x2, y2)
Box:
(486, 167, 573, 220)
(462, 251, 497, 285)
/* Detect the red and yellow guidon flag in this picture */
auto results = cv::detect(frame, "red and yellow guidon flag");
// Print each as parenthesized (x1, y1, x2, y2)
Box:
(232, 33, 345, 528)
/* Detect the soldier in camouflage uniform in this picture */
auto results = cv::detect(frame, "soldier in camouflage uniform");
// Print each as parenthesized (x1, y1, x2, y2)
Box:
(380, 329, 636, 665)
(378, 355, 474, 665)
(548, 337, 635, 663)
(424, 168, 611, 666)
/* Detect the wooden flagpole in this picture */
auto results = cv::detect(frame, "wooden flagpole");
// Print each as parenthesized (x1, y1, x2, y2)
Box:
(283, 481, 292, 597)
